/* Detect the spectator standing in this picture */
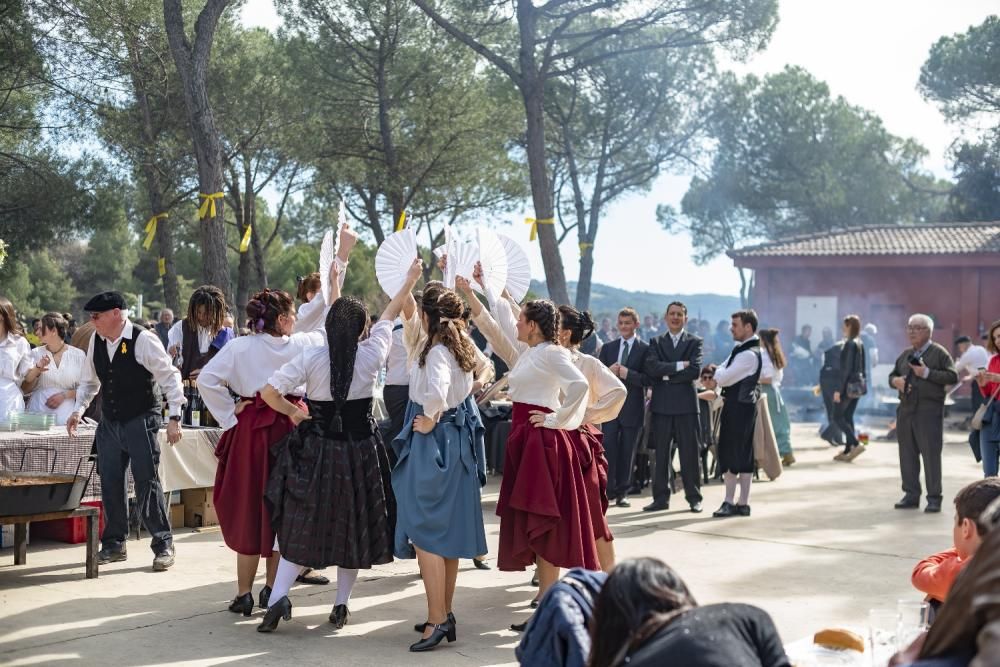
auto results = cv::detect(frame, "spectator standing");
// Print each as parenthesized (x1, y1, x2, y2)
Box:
(154, 309, 173, 349)
(889, 314, 958, 513)
(167, 287, 235, 382)
(640, 315, 659, 342)
(955, 334, 990, 415)
(759, 328, 794, 466)
(597, 318, 616, 344)
(818, 336, 845, 447)
(975, 321, 1000, 477)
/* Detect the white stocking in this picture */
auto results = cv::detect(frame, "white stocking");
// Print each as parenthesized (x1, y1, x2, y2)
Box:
(268, 557, 304, 607)
(335, 568, 359, 607)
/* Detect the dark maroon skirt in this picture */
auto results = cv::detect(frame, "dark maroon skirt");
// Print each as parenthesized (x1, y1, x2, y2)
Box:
(574, 423, 613, 541)
(213, 394, 303, 556)
(496, 403, 601, 571)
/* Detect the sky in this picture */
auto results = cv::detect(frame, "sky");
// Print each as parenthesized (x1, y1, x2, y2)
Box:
(240, 0, 997, 297)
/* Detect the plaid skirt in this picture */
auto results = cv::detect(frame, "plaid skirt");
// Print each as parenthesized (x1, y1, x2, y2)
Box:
(264, 398, 396, 570)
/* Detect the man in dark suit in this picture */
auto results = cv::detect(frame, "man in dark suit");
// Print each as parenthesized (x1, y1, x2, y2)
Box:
(599, 307, 650, 508)
(642, 302, 704, 513)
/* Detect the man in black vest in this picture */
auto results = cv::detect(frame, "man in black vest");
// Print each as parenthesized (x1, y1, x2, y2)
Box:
(703, 310, 762, 518)
(598, 307, 650, 508)
(642, 302, 704, 513)
(68, 291, 185, 570)
(166, 285, 233, 381)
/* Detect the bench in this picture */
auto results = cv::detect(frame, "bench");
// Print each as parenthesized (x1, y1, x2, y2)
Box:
(1, 505, 100, 578)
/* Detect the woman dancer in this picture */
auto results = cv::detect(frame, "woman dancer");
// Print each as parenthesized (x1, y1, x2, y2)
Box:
(455, 277, 595, 632)
(22, 313, 86, 425)
(198, 228, 354, 615)
(758, 328, 794, 466)
(393, 282, 490, 652)
(255, 258, 421, 632)
(0, 297, 31, 419)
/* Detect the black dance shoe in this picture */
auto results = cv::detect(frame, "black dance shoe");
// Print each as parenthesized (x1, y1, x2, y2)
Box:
(409, 619, 456, 652)
(510, 620, 529, 632)
(258, 585, 271, 609)
(329, 604, 350, 629)
(256, 596, 292, 633)
(472, 557, 491, 570)
(712, 501, 737, 518)
(925, 499, 942, 513)
(415, 611, 456, 633)
(642, 501, 669, 512)
(228, 592, 254, 617)
(894, 497, 920, 510)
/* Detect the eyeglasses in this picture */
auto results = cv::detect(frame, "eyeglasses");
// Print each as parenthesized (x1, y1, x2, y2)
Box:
(907, 325, 928, 331)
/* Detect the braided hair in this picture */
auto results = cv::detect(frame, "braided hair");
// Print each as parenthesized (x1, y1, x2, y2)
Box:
(557, 305, 595, 347)
(419, 284, 477, 372)
(245, 289, 294, 335)
(325, 296, 370, 432)
(522, 300, 560, 344)
(186, 285, 228, 335)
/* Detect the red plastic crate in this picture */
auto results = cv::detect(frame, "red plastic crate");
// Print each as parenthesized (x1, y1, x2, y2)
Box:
(31, 501, 105, 544)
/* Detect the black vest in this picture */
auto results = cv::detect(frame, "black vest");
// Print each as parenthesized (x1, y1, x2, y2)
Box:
(94, 325, 157, 421)
(180, 320, 219, 381)
(721, 338, 762, 405)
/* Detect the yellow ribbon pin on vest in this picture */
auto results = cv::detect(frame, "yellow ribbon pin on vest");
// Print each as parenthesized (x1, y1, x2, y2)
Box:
(525, 217, 555, 242)
(197, 192, 225, 220)
(120, 341, 127, 355)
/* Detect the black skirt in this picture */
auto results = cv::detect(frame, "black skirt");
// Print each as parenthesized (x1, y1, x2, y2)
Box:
(264, 398, 396, 569)
(717, 399, 757, 474)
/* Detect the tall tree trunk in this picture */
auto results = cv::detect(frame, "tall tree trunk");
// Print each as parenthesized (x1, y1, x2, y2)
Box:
(738, 267, 750, 308)
(226, 167, 250, 314)
(576, 121, 612, 312)
(562, 126, 591, 311)
(243, 157, 266, 288)
(376, 48, 404, 234)
(125, 35, 180, 314)
(163, 0, 232, 298)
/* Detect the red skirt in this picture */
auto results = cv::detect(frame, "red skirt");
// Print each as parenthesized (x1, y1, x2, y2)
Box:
(213, 394, 304, 556)
(575, 424, 613, 541)
(496, 403, 601, 571)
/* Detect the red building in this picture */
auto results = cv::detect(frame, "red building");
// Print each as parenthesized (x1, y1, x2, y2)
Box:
(728, 223, 1000, 364)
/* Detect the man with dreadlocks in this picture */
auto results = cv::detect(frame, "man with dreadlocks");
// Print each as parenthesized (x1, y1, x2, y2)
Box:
(167, 285, 234, 381)
(253, 258, 423, 633)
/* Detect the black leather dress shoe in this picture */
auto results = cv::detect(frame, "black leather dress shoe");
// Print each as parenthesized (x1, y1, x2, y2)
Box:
(736, 504, 751, 517)
(642, 501, 669, 512)
(510, 620, 529, 632)
(689, 502, 703, 513)
(616, 498, 631, 508)
(713, 501, 737, 518)
(229, 592, 254, 616)
(256, 596, 292, 633)
(472, 557, 491, 570)
(329, 604, 350, 629)
(258, 585, 271, 609)
(415, 611, 456, 633)
(97, 547, 127, 565)
(894, 497, 920, 510)
(409, 619, 456, 651)
(925, 500, 942, 513)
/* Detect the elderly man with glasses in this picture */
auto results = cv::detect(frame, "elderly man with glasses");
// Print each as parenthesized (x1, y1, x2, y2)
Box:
(889, 314, 958, 513)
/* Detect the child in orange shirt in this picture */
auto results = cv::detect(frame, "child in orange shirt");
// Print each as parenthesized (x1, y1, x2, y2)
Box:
(912, 478, 1000, 604)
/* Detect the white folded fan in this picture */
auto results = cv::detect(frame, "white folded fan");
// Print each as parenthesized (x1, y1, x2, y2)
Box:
(497, 232, 532, 302)
(318, 202, 346, 305)
(375, 227, 418, 297)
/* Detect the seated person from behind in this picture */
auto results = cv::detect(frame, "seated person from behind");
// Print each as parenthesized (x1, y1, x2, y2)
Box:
(587, 557, 789, 667)
(911, 478, 1000, 606)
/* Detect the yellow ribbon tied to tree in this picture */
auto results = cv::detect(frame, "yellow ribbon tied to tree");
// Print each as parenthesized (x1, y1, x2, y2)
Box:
(526, 217, 555, 242)
(579, 242, 593, 256)
(142, 213, 168, 251)
(396, 210, 407, 232)
(197, 192, 225, 220)
(240, 224, 252, 253)
(157, 258, 166, 277)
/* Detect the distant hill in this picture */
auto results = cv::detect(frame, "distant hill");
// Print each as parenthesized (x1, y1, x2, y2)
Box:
(529, 280, 741, 324)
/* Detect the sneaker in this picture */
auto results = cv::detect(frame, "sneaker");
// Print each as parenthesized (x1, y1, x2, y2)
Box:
(97, 547, 127, 565)
(844, 445, 866, 462)
(152, 546, 175, 571)
(781, 453, 796, 466)
(833, 452, 848, 462)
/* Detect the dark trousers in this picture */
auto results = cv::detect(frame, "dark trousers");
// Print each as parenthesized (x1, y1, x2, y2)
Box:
(650, 413, 702, 505)
(833, 397, 860, 449)
(383, 384, 410, 466)
(897, 407, 944, 502)
(820, 381, 844, 444)
(95, 411, 171, 552)
(602, 418, 641, 500)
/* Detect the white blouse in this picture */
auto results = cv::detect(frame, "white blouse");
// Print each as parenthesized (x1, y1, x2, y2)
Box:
(572, 352, 626, 426)
(0, 333, 32, 417)
(198, 328, 325, 431)
(408, 344, 476, 418)
(760, 349, 784, 388)
(268, 320, 393, 401)
(29, 345, 86, 392)
(472, 300, 588, 430)
(401, 308, 494, 387)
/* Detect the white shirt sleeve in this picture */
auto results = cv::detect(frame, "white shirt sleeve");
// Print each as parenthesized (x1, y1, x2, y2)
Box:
(197, 343, 237, 430)
(267, 351, 309, 397)
(421, 346, 453, 419)
(355, 320, 394, 382)
(490, 292, 529, 358)
(73, 334, 100, 416)
(471, 308, 520, 369)
(713, 349, 759, 388)
(13, 337, 32, 383)
(136, 330, 185, 417)
(581, 357, 627, 425)
(167, 320, 184, 351)
(540, 345, 589, 430)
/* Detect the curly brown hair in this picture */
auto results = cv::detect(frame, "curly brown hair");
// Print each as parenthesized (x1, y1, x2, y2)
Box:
(418, 284, 477, 372)
(296, 272, 321, 303)
(523, 300, 560, 343)
(245, 288, 294, 335)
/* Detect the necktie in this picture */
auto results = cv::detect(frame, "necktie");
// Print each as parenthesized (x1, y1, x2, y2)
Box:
(620, 340, 629, 365)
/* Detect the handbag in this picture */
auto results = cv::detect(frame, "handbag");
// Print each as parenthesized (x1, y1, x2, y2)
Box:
(972, 383, 1000, 431)
(845, 341, 867, 399)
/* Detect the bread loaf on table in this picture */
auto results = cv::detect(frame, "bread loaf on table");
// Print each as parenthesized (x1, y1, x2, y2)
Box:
(813, 628, 865, 652)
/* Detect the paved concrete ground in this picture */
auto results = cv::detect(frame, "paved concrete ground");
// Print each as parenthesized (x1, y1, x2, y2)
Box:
(0, 419, 983, 666)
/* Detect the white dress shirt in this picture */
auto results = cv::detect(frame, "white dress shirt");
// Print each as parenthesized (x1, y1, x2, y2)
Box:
(268, 320, 392, 401)
(659, 329, 689, 378)
(74, 320, 185, 418)
(167, 320, 211, 354)
(713, 337, 761, 388)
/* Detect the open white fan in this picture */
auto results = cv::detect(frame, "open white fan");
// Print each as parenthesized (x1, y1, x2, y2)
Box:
(375, 227, 418, 297)
(497, 233, 531, 302)
(468, 228, 509, 297)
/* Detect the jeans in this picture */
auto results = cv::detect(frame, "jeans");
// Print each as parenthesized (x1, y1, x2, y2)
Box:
(983, 437, 1000, 477)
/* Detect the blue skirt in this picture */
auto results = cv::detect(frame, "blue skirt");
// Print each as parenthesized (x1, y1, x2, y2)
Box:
(391, 396, 488, 560)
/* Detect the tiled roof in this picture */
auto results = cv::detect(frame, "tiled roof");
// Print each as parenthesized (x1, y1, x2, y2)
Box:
(729, 223, 1000, 258)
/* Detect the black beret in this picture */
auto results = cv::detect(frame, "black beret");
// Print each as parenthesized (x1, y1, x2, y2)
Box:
(83, 291, 127, 313)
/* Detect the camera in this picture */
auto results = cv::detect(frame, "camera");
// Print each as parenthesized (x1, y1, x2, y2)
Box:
(908, 352, 923, 366)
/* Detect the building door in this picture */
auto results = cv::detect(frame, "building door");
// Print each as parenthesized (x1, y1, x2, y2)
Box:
(795, 296, 839, 348)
